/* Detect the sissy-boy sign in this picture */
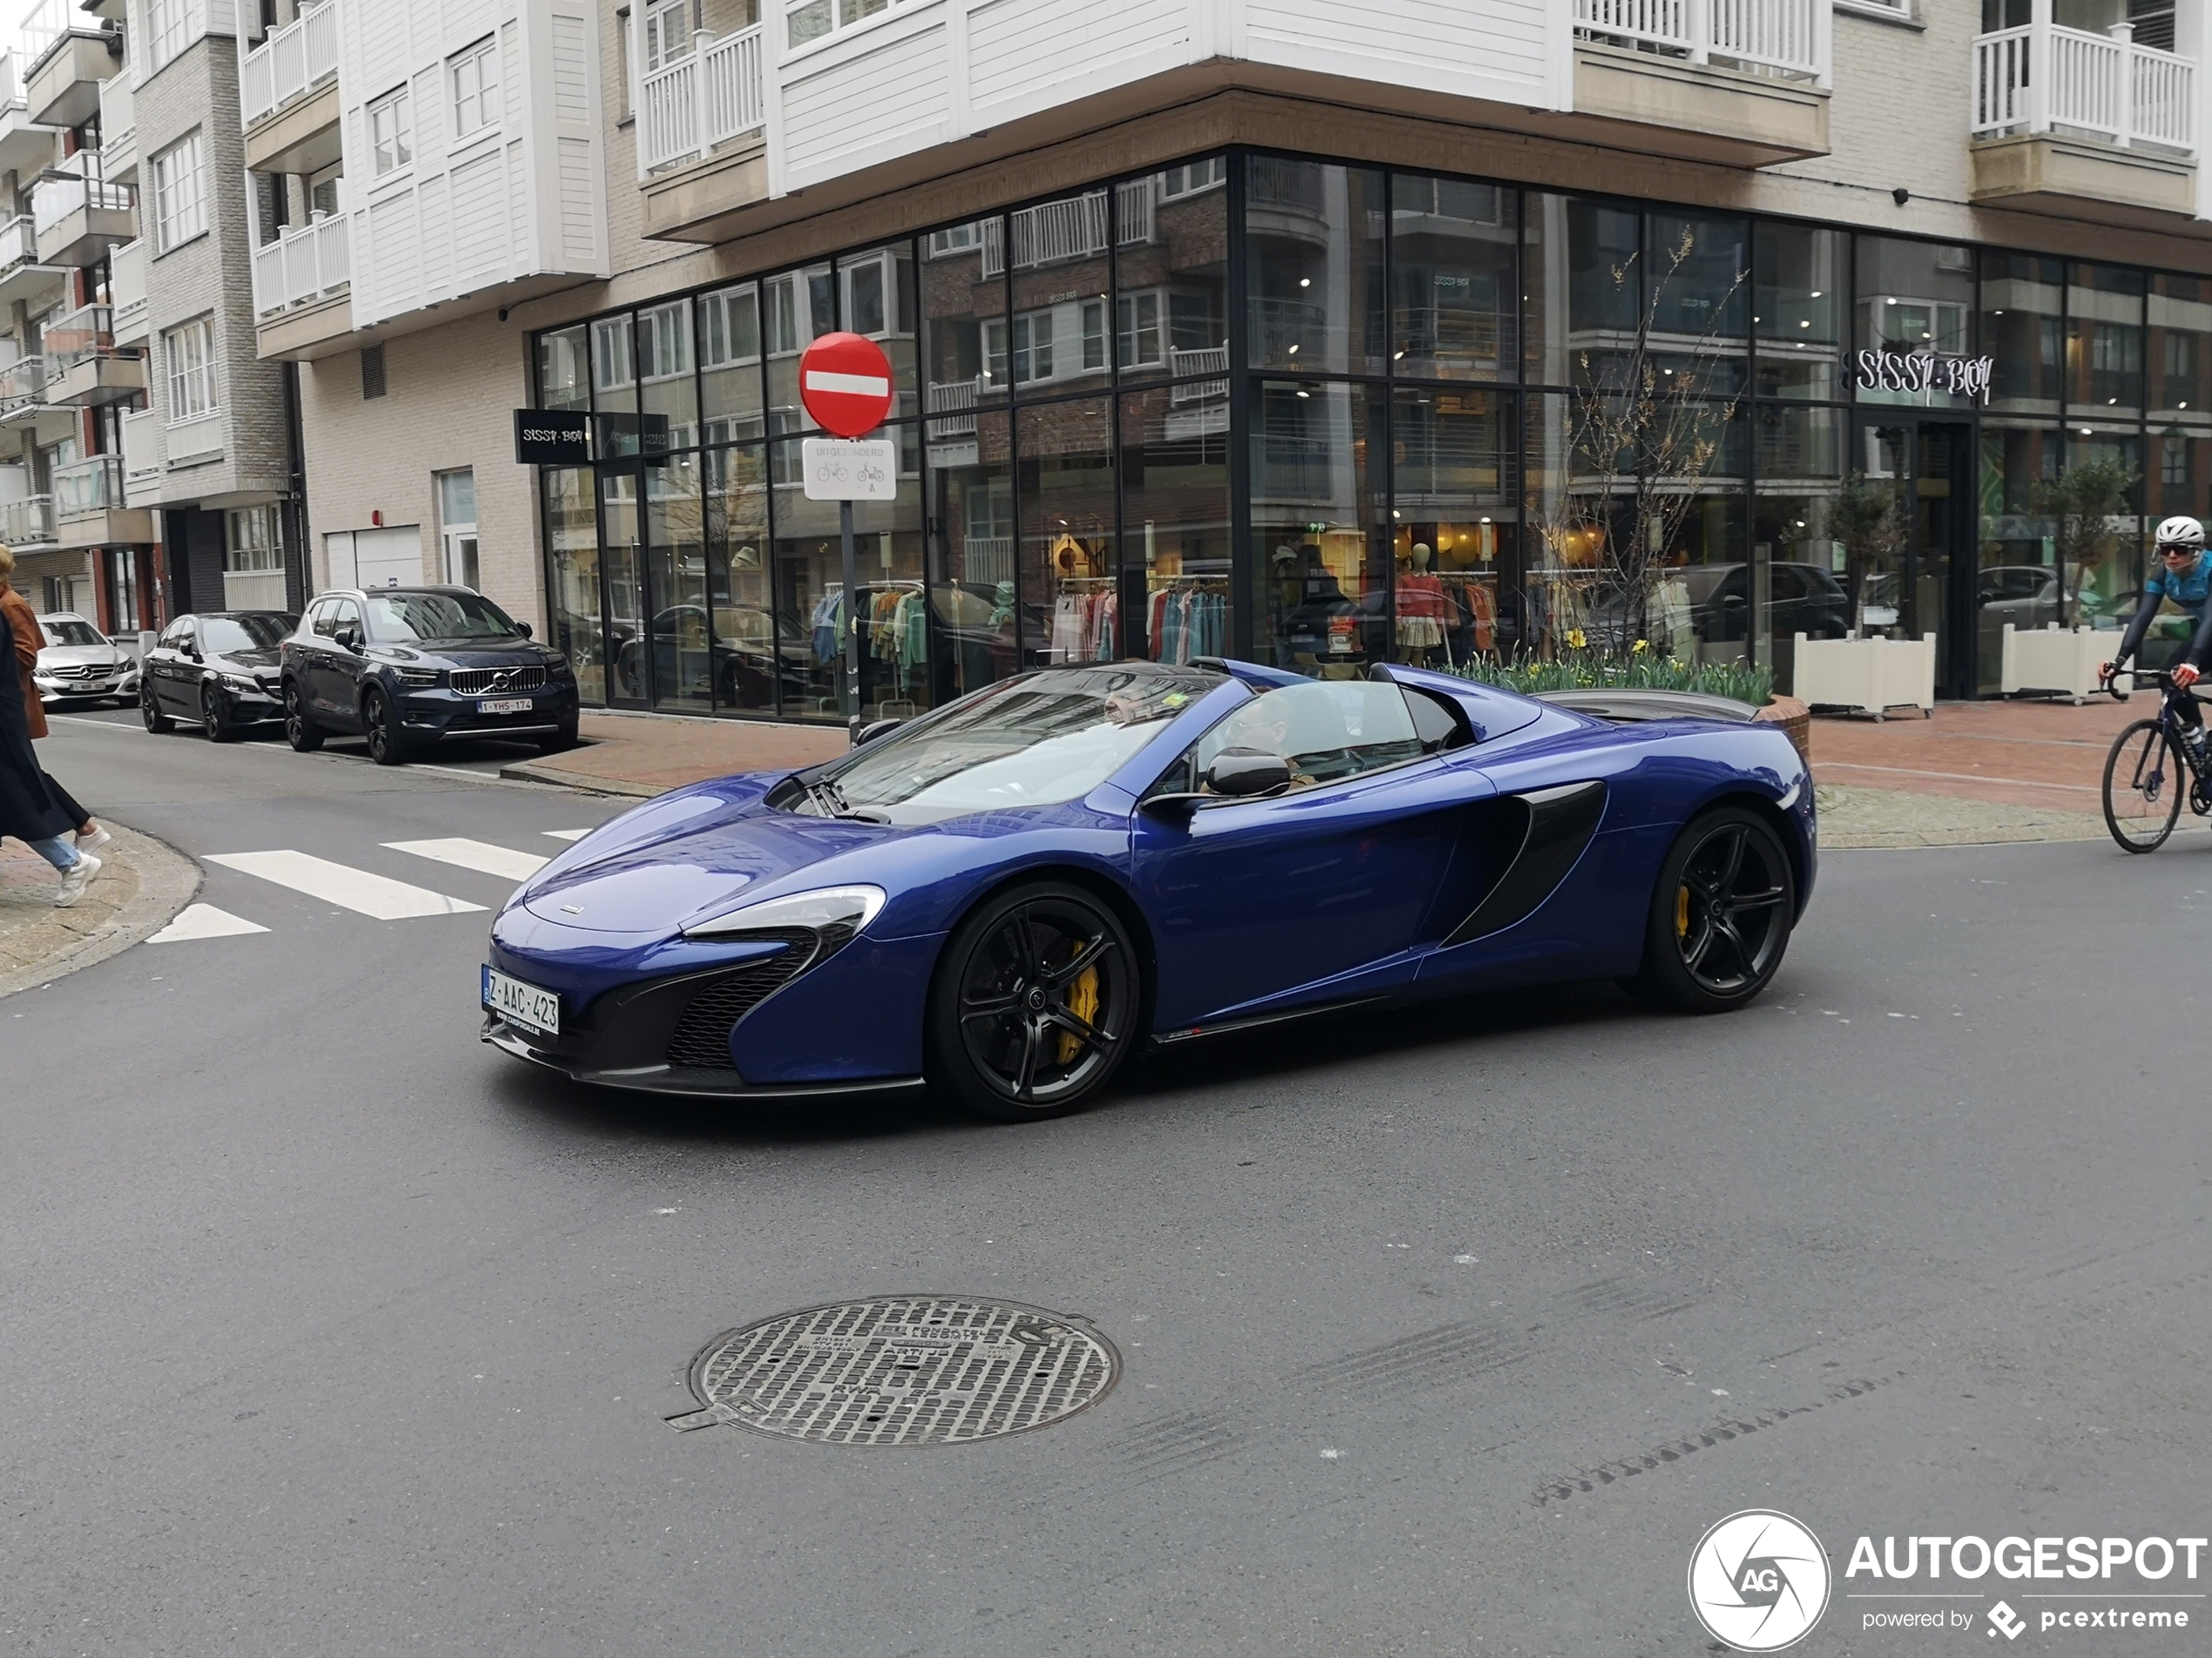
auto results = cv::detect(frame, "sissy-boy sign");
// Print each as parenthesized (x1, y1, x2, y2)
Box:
(1855, 349, 1994, 401)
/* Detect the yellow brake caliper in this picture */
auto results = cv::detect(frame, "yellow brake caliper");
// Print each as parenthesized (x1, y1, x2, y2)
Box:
(1676, 885, 1691, 941)
(1059, 964, 1100, 1063)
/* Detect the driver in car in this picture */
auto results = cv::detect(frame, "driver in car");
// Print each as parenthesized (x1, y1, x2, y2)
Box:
(1203, 698, 1317, 791)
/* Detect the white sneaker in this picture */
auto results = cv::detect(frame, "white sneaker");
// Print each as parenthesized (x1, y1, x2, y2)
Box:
(76, 826, 111, 853)
(53, 853, 101, 907)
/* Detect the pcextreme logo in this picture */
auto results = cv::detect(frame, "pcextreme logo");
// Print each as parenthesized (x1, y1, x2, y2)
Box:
(1689, 1510, 1833, 1651)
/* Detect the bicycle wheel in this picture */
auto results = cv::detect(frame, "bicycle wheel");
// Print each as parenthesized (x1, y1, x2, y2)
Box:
(2103, 719, 2184, 852)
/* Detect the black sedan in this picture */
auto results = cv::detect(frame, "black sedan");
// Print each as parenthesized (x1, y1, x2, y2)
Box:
(139, 610, 298, 741)
(280, 587, 580, 766)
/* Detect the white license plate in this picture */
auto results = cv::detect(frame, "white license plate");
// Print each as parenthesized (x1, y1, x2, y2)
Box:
(482, 966, 559, 1037)
(478, 697, 535, 715)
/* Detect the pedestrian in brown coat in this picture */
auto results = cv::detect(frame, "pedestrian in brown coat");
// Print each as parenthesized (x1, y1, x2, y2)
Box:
(0, 545, 105, 852)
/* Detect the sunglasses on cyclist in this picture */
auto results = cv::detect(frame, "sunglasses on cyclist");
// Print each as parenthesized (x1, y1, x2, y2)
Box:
(2158, 544, 2200, 558)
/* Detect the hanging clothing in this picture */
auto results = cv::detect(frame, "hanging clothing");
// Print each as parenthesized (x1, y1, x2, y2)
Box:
(810, 588, 842, 664)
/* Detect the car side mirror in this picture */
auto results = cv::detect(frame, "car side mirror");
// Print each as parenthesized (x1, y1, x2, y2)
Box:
(854, 717, 903, 747)
(516, 622, 532, 638)
(1204, 748, 1294, 798)
(182, 644, 199, 661)
(334, 623, 361, 651)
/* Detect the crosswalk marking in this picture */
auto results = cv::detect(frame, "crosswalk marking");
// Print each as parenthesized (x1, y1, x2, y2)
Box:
(206, 851, 488, 920)
(543, 828, 591, 841)
(385, 838, 550, 880)
(147, 903, 270, 943)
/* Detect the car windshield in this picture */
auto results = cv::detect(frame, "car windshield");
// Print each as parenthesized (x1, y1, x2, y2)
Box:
(794, 664, 1222, 826)
(42, 619, 103, 646)
(201, 615, 295, 653)
(367, 591, 522, 643)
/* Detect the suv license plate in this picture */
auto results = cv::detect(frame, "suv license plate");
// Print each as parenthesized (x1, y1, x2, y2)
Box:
(478, 697, 534, 715)
(482, 966, 559, 1037)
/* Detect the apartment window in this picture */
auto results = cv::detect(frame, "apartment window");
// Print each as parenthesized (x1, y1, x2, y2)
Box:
(451, 38, 501, 139)
(1157, 158, 1225, 199)
(591, 317, 635, 390)
(1081, 300, 1106, 372)
(698, 286, 760, 367)
(368, 89, 413, 176)
(2163, 434, 2188, 486)
(307, 165, 342, 219)
(165, 317, 217, 420)
(982, 314, 1055, 386)
(637, 300, 690, 383)
(927, 224, 981, 259)
(145, 0, 188, 70)
(226, 505, 280, 571)
(152, 132, 207, 253)
(1117, 292, 1163, 369)
(787, 0, 890, 50)
(437, 469, 478, 590)
(641, 0, 694, 71)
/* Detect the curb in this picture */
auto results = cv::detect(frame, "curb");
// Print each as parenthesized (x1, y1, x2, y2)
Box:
(497, 759, 664, 797)
(0, 823, 201, 1000)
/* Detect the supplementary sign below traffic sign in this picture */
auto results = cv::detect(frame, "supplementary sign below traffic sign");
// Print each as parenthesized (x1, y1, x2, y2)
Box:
(801, 437, 898, 501)
(799, 332, 895, 437)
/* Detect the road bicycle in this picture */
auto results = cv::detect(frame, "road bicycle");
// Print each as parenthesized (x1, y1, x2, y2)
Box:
(2100, 668, 2212, 852)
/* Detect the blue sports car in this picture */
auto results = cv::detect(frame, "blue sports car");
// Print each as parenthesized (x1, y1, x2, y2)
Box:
(482, 658, 1814, 1121)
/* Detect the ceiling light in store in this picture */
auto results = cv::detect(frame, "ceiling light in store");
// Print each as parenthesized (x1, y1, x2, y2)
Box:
(1800, 320, 1811, 328)
(2108, 397, 2118, 405)
(1480, 516, 1492, 524)
(1993, 309, 2006, 316)
(1886, 297, 1898, 306)
(1394, 350, 1405, 360)
(1299, 277, 1312, 288)
(2182, 401, 2192, 408)
(1287, 344, 1298, 354)
(1295, 388, 1311, 399)
(2080, 427, 2094, 435)
(1810, 290, 1823, 299)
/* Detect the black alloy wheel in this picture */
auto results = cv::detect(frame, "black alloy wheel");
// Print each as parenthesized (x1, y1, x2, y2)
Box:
(928, 881, 1139, 1122)
(1627, 806, 1797, 1014)
(2101, 719, 2183, 853)
(283, 682, 323, 751)
(199, 683, 238, 743)
(140, 683, 173, 734)
(362, 687, 410, 767)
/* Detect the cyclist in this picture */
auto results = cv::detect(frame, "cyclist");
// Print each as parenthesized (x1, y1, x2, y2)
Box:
(2101, 516, 2212, 745)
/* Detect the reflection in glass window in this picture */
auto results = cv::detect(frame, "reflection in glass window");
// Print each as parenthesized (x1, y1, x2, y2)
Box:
(1123, 388, 1230, 664)
(1982, 252, 2061, 418)
(1245, 158, 1385, 376)
(922, 220, 1002, 449)
(1524, 192, 1640, 388)
(765, 264, 833, 435)
(1393, 388, 1516, 665)
(1855, 236, 1976, 409)
(638, 299, 697, 453)
(1753, 222, 1844, 400)
(928, 409, 1016, 705)
(2069, 262, 2147, 418)
(1391, 175, 1515, 382)
(1018, 398, 1117, 668)
(840, 245, 916, 410)
(537, 324, 588, 411)
(1252, 381, 1386, 675)
(1119, 159, 1227, 386)
(2149, 273, 2212, 421)
(543, 467, 604, 703)
(699, 282, 764, 443)
(1193, 679, 1426, 789)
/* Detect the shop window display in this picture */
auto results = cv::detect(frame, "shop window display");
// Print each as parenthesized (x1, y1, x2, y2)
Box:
(1121, 388, 1230, 664)
(1252, 380, 1386, 675)
(928, 408, 1018, 704)
(1245, 158, 1385, 377)
(1018, 398, 1118, 668)
(2148, 273, 2212, 423)
(1982, 253, 2061, 418)
(2067, 262, 2146, 419)
(1753, 222, 1844, 401)
(703, 443, 780, 712)
(1116, 163, 1228, 388)
(1391, 387, 1517, 667)
(1390, 175, 1515, 383)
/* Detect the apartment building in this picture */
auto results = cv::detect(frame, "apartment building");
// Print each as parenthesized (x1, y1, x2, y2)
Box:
(253, 0, 2211, 718)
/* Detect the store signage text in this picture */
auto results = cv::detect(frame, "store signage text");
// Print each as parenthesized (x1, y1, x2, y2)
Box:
(1855, 350, 1994, 401)
(513, 408, 589, 465)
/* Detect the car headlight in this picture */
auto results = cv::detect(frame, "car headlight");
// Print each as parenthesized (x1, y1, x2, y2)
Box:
(395, 667, 441, 687)
(683, 885, 887, 956)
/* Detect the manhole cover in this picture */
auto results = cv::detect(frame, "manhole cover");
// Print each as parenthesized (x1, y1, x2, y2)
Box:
(667, 1295, 1118, 1446)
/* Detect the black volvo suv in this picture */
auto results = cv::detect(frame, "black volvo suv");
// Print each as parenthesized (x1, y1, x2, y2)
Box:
(280, 587, 580, 766)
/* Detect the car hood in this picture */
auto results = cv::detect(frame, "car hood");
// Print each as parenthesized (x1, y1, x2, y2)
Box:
(387, 641, 559, 669)
(518, 775, 900, 936)
(37, 644, 125, 668)
(211, 645, 282, 673)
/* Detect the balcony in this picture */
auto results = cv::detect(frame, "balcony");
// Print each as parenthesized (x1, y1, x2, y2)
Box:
(1568, 0, 1831, 165)
(20, 0, 120, 130)
(239, 0, 340, 174)
(981, 181, 1155, 278)
(52, 454, 154, 549)
(1972, 19, 2198, 225)
(0, 51, 60, 179)
(120, 405, 161, 509)
(0, 491, 56, 549)
(637, 20, 767, 240)
(96, 57, 132, 183)
(31, 168, 134, 267)
(0, 213, 66, 310)
(0, 352, 72, 441)
(109, 237, 145, 344)
(44, 303, 144, 407)
(251, 214, 353, 359)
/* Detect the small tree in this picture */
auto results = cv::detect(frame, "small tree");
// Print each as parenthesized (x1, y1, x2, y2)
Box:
(2031, 453, 2139, 628)
(1830, 473, 1908, 635)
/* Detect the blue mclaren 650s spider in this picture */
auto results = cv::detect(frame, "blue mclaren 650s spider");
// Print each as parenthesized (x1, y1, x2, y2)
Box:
(481, 657, 1814, 1121)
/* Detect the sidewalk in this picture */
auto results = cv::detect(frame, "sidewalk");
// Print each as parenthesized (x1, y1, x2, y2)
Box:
(0, 824, 201, 998)
(504, 697, 2197, 850)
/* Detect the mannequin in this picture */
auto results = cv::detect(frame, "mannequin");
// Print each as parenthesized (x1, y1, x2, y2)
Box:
(1397, 541, 1450, 664)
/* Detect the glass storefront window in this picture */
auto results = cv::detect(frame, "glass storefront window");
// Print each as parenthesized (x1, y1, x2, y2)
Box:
(1976, 419, 2060, 691)
(599, 468, 646, 700)
(1754, 406, 1847, 692)
(2066, 424, 2145, 640)
(1122, 386, 1230, 663)
(1117, 158, 1228, 388)
(642, 452, 709, 711)
(1246, 158, 1385, 376)
(1018, 396, 1118, 667)
(2067, 262, 2146, 418)
(699, 281, 765, 444)
(2148, 273, 2212, 424)
(922, 217, 1007, 463)
(1648, 211, 1750, 347)
(1392, 387, 1518, 665)
(591, 314, 643, 457)
(1753, 222, 1844, 401)
(839, 244, 917, 413)
(1004, 192, 1115, 402)
(637, 298, 698, 454)
(1390, 175, 1515, 383)
(1524, 193, 1640, 389)
(765, 262, 833, 436)
(538, 324, 589, 412)
(1982, 252, 2061, 418)
(1856, 236, 1976, 409)
(1252, 380, 1385, 675)
(704, 443, 779, 712)
(543, 466, 604, 704)
(928, 408, 1017, 704)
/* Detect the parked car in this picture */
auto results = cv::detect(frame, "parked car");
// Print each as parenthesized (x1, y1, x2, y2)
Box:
(139, 610, 298, 741)
(31, 612, 138, 707)
(1583, 563, 1849, 652)
(483, 659, 1815, 1120)
(279, 586, 580, 765)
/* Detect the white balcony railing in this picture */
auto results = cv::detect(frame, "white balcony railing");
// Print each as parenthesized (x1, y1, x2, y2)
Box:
(17, 0, 71, 71)
(165, 408, 223, 462)
(0, 354, 45, 412)
(636, 23, 765, 175)
(1574, 0, 1823, 79)
(1973, 21, 2196, 154)
(0, 212, 39, 271)
(925, 376, 981, 439)
(239, 0, 337, 129)
(54, 452, 122, 517)
(981, 180, 1157, 279)
(121, 404, 162, 503)
(110, 237, 145, 332)
(250, 213, 349, 319)
(44, 300, 114, 367)
(0, 491, 54, 545)
(31, 170, 132, 235)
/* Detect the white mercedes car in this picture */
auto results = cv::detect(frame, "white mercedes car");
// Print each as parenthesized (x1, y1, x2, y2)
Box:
(32, 612, 138, 706)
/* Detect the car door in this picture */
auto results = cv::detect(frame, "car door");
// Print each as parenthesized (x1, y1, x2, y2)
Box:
(153, 618, 194, 713)
(1130, 678, 1487, 1031)
(314, 598, 367, 726)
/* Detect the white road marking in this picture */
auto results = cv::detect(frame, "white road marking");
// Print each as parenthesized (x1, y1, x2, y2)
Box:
(206, 851, 487, 919)
(384, 838, 549, 880)
(146, 903, 270, 943)
(543, 828, 591, 841)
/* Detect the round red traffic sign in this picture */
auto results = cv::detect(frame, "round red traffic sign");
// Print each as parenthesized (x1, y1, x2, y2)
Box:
(799, 332, 895, 438)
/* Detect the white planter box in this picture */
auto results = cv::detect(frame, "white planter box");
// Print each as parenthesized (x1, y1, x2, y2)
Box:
(2000, 623, 2107, 703)
(1794, 631, 1936, 718)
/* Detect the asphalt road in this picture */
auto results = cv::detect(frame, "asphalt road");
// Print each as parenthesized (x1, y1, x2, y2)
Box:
(4, 714, 2209, 1657)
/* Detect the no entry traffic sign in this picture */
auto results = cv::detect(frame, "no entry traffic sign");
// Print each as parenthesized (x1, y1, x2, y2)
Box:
(799, 332, 894, 437)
